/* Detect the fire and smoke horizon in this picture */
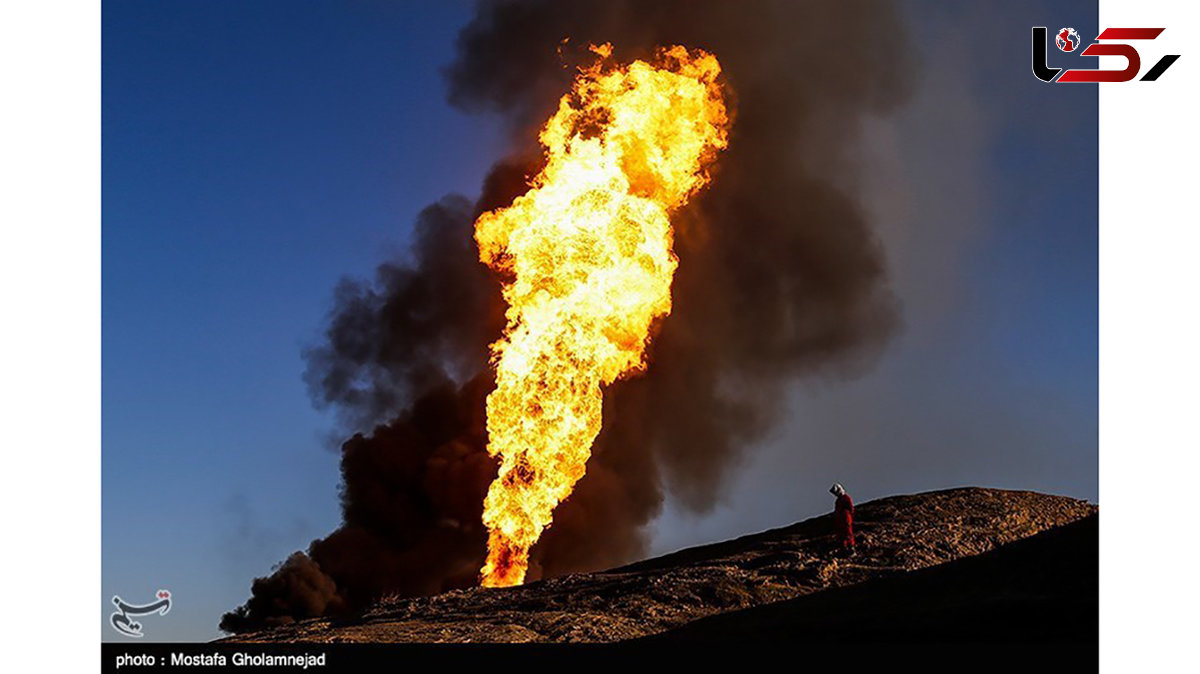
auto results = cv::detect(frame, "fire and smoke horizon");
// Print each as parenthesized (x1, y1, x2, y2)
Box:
(476, 44, 730, 587)
(222, 0, 913, 634)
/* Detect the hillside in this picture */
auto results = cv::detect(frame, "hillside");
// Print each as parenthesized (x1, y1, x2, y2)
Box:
(221, 487, 1096, 643)
(649, 513, 1097, 644)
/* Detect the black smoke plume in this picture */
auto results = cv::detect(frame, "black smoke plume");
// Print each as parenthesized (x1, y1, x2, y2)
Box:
(222, 0, 915, 632)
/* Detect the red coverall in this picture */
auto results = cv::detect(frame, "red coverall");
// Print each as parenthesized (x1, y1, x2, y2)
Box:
(834, 493, 855, 549)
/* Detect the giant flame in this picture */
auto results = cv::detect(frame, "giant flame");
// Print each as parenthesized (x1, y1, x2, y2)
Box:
(475, 44, 730, 587)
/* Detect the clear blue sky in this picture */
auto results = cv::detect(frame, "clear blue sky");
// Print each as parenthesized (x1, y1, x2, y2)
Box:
(103, 1, 1097, 641)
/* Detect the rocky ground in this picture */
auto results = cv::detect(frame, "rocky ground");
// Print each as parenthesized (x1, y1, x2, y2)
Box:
(649, 512, 1098, 644)
(221, 487, 1096, 644)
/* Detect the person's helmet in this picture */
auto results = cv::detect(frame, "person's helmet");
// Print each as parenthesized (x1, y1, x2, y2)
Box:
(829, 483, 846, 497)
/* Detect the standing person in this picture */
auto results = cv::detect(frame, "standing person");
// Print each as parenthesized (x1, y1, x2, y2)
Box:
(830, 483, 855, 555)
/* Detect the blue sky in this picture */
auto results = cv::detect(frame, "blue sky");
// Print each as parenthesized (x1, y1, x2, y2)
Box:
(103, 1, 1097, 641)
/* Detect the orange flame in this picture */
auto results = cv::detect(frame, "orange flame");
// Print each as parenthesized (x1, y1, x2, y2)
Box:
(475, 44, 730, 587)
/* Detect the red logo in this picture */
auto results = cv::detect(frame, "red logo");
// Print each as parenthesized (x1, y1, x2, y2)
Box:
(1032, 26, 1180, 83)
(1056, 28, 1081, 52)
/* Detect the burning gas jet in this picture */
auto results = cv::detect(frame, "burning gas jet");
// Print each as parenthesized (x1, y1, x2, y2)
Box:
(475, 44, 731, 587)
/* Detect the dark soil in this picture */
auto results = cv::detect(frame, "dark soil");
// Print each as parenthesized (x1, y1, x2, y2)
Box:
(220, 487, 1096, 644)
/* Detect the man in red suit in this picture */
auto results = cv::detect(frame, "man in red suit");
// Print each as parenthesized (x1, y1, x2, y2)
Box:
(830, 483, 855, 555)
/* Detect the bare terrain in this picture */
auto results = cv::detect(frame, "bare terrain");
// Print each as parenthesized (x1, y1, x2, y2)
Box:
(221, 487, 1096, 644)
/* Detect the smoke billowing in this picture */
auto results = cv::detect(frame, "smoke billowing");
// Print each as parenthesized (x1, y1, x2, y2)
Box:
(222, 0, 915, 632)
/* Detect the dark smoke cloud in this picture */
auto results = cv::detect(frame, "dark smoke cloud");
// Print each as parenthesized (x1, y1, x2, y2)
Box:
(223, 0, 915, 632)
(301, 195, 505, 433)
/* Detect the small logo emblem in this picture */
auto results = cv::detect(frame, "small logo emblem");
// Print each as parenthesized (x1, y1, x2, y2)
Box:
(1032, 26, 1179, 83)
(1055, 27, 1081, 52)
(110, 590, 172, 638)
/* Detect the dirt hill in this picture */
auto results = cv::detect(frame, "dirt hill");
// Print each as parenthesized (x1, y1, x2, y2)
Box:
(220, 487, 1096, 644)
(648, 513, 1097, 644)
